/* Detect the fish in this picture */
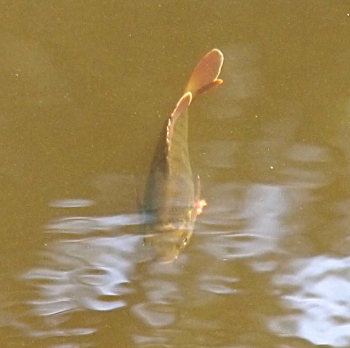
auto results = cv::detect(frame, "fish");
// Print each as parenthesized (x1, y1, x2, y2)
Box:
(142, 49, 224, 262)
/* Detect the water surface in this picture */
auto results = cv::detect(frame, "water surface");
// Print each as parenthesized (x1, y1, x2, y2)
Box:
(1, 2, 350, 347)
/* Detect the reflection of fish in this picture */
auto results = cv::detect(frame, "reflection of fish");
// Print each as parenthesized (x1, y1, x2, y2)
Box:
(143, 49, 224, 262)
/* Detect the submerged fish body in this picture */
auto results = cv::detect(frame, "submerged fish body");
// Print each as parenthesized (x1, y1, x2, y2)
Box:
(143, 49, 224, 262)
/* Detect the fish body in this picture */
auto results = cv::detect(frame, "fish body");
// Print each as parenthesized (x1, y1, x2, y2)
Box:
(143, 49, 224, 262)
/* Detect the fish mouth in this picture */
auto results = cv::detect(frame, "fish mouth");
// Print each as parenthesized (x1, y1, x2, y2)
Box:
(146, 239, 182, 263)
(144, 229, 192, 263)
(152, 251, 179, 263)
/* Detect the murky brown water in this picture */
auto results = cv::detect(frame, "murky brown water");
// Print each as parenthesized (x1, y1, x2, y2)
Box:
(1, 2, 350, 347)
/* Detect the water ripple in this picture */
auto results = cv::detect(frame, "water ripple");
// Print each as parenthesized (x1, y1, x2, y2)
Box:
(270, 256, 350, 347)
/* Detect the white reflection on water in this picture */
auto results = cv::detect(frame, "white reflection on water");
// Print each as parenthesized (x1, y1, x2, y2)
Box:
(189, 136, 350, 346)
(132, 302, 176, 327)
(20, 213, 144, 337)
(270, 256, 350, 347)
(200, 183, 289, 263)
(46, 214, 141, 234)
(49, 199, 95, 208)
(286, 143, 331, 163)
(198, 275, 240, 295)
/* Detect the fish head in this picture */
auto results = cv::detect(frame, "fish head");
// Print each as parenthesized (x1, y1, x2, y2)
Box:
(143, 222, 194, 263)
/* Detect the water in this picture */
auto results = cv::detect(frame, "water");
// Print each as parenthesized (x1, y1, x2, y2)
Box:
(1, 1, 350, 347)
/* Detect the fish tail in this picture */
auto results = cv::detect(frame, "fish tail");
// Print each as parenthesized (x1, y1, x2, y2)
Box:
(185, 49, 224, 98)
(165, 49, 224, 156)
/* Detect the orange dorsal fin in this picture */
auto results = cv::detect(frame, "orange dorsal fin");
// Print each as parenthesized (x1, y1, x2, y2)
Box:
(185, 48, 224, 98)
(166, 92, 192, 153)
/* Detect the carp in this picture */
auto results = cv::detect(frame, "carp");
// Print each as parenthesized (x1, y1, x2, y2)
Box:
(143, 49, 224, 262)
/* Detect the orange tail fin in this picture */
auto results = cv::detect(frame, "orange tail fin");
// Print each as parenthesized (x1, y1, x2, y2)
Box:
(185, 49, 224, 98)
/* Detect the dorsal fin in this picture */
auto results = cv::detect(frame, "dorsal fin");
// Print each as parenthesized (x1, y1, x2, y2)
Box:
(166, 92, 192, 154)
(185, 49, 224, 98)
